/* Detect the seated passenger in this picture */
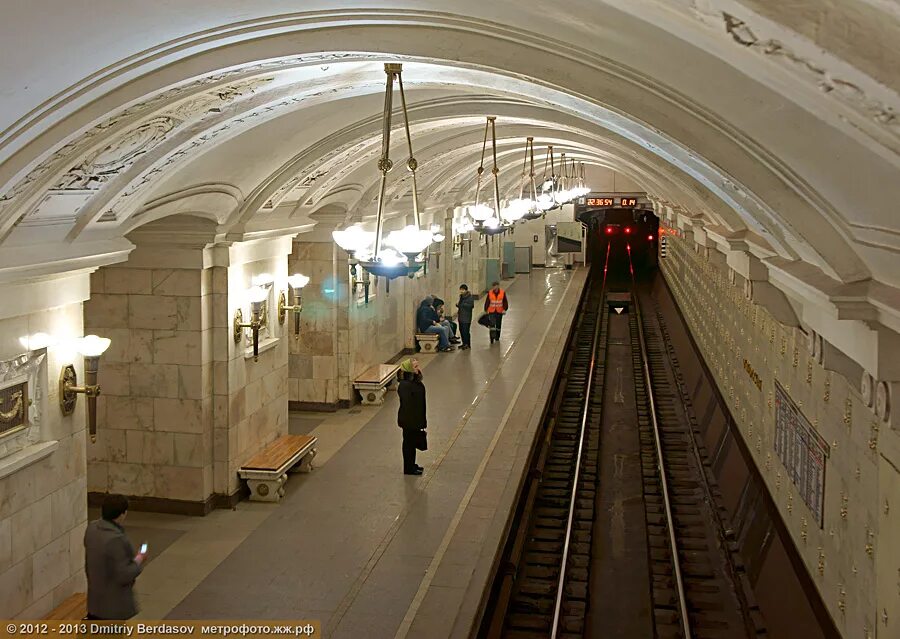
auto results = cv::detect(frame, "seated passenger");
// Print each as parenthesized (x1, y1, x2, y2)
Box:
(432, 297, 459, 344)
(416, 297, 453, 351)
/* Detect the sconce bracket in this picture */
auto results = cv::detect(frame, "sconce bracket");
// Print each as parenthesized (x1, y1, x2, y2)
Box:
(278, 292, 287, 325)
(59, 365, 77, 416)
(233, 309, 244, 343)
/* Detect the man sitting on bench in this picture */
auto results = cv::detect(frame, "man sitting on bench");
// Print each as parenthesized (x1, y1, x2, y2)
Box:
(432, 296, 460, 345)
(417, 296, 453, 352)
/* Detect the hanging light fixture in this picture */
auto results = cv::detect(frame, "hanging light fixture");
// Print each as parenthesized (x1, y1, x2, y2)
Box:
(570, 161, 591, 199)
(332, 63, 431, 280)
(508, 137, 542, 221)
(470, 116, 510, 236)
(536, 145, 560, 212)
(553, 152, 570, 205)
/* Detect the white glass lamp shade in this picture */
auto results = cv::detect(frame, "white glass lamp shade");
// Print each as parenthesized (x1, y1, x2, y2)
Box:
(332, 226, 376, 254)
(378, 248, 406, 266)
(454, 217, 475, 234)
(501, 199, 531, 223)
(433, 233, 445, 243)
(78, 335, 112, 357)
(246, 286, 269, 315)
(554, 189, 572, 205)
(536, 193, 555, 211)
(483, 217, 501, 229)
(468, 203, 494, 222)
(252, 272, 274, 287)
(287, 273, 310, 291)
(384, 225, 434, 255)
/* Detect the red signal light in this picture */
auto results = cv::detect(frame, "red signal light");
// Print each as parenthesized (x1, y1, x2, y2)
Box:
(605, 226, 614, 235)
(648, 235, 654, 241)
(624, 227, 632, 234)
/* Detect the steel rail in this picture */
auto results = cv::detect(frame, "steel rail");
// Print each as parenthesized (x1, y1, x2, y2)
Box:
(628, 246, 692, 639)
(549, 244, 609, 639)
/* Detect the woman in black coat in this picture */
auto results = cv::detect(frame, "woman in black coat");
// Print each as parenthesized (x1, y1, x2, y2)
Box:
(397, 358, 427, 475)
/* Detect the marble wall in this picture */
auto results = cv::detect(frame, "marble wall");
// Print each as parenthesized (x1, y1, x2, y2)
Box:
(219, 252, 289, 496)
(287, 241, 341, 406)
(84, 234, 292, 506)
(0, 298, 89, 618)
(661, 230, 900, 636)
(84, 263, 214, 504)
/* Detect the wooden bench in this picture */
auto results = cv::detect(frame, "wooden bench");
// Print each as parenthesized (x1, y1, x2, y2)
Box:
(238, 434, 318, 502)
(416, 332, 441, 353)
(353, 363, 400, 405)
(44, 593, 87, 619)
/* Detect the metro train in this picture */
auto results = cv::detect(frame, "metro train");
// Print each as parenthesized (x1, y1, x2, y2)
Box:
(580, 207, 660, 273)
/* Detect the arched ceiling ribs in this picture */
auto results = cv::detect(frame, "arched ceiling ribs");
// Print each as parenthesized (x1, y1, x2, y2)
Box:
(0, 12, 889, 284)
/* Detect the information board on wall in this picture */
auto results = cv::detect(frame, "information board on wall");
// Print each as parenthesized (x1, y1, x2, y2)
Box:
(774, 380, 829, 527)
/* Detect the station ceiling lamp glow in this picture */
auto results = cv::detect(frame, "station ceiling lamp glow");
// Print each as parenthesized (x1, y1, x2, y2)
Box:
(332, 63, 432, 280)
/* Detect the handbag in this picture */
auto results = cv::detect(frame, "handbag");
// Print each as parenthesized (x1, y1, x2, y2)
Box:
(414, 429, 428, 451)
(477, 313, 492, 328)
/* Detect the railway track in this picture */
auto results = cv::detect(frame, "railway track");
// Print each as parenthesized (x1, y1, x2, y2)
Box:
(629, 285, 757, 639)
(480, 262, 760, 639)
(482, 273, 607, 639)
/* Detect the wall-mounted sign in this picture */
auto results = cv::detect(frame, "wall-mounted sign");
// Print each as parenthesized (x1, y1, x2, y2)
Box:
(774, 380, 829, 528)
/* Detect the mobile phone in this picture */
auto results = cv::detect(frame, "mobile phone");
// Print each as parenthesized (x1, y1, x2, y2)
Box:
(139, 543, 148, 554)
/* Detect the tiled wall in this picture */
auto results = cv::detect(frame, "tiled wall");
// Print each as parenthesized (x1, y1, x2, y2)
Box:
(661, 230, 900, 635)
(84, 265, 214, 503)
(0, 302, 88, 618)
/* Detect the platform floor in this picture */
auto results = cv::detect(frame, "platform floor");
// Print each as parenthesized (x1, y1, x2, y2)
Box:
(116, 267, 586, 638)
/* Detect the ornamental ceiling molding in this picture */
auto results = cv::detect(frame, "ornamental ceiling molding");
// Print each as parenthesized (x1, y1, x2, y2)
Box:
(701, 4, 900, 160)
(233, 95, 532, 225)
(65, 69, 410, 239)
(0, 12, 877, 281)
(0, 53, 394, 242)
(0, 73, 279, 240)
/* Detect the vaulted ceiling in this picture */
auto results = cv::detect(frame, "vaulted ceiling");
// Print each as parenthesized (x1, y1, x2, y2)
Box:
(0, 0, 898, 293)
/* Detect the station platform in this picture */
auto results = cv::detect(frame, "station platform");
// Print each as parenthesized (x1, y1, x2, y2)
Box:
(117, 267, 588, 638)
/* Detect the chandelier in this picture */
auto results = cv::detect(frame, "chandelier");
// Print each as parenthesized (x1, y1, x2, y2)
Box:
(570, 161, 591, 199)
(470, 116, 510, 236)
(535, 145, 561, 212)
(332, 63, 432, 279)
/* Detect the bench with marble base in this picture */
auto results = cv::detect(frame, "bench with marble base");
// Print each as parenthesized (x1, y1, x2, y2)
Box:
(238, 434, 318, 502)
(44, 593, 87, 620)
(353, 363, 400, 405)
(415, 333, 441, 353)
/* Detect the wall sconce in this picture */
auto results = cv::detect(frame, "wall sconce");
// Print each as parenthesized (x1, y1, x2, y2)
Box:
(59, 334, 111, 443)
(234, 285, 268, 361)
(279, 273, 309, 338)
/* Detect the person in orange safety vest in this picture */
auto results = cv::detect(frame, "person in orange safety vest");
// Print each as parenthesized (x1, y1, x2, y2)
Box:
(483, 281, 509, 344)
